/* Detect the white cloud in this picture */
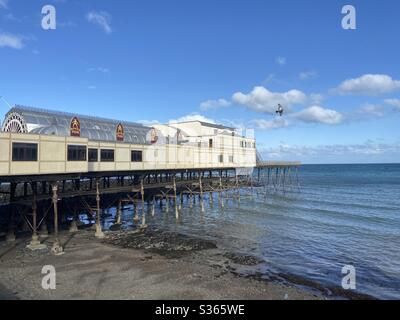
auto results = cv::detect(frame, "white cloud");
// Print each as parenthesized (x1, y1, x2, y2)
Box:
(87, 67, 109, 73)
(259, 140, 400, 161)
(309, 93, 324, 105)
(299, 71, 318, 80)
(169, 113, 216, 124)
(200, 98, 231, 110)
(232, 86, 307, 114)
(0, 0, 9, 9)
(88, 85, 96, 90)
(359, 103, 385, 117)
(221, 120, 245, 131)
(276, 56, 286, 65)
(250, 117, 289, 131)
(336, 74, 400, 96)
(384, 99, 400, 111)
(294, 106, 344, 125)
(0, 32, 24, 49)
(137, 119, 160, 126)
(87, 11, 112, 34)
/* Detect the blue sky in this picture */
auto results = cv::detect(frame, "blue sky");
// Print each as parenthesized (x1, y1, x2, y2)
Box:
(0, 0, 399, 164)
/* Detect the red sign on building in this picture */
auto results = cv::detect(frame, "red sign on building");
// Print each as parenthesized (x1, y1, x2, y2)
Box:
(116, 123, 124, 141)
(70, 117, 81, 137)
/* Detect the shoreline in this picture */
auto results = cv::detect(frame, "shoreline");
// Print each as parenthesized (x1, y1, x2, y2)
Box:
(0, 228, 373, 300)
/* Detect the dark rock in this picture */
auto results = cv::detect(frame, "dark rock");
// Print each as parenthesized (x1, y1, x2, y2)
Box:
(224, 252, 264, 266)
(109, 224, 122, 231)
(104, 228, 217, 258)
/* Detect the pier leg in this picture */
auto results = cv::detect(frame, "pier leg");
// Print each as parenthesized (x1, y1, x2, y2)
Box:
(199, 175, 205, 213)
(151, 196, 155, 216)
(95, 180, 105, 239)
(51, 183, 64, 255)
(179, 192, 183, 210)
(69, 219, 78, 233)
(159, 197, 163, 209)
(69, 203, 79, 233)
(236, 175, 241, 205)
(114, 199, 122, 225)
(250, 175, 254, 200)
(166, 195, 169, 213)
(173, 176, 179, 219)
(27, 194, 46, 250)
(219, 174, 225, 209)
(209, 192, 213, 207)
(40, 211, 49, 238)
(133, 201, 139, 222)
(140, 201, 147, 228)
(189, 193, 193, 209)
(7, 183, 18, 241)
(140, 210, 147, 229)
(6, 207, 16, 242)
(141, 179, 145, 217)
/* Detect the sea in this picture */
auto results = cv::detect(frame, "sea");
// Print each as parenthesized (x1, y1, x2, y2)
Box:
(100, 164, 400, 299)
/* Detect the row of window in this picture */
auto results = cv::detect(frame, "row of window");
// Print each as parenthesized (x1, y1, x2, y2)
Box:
(208, 139, 256, 149)
(209, 139, 255, 149)
(218, 155, 234, 163)
(12, 143, 38, 161)
(12, 143, 233, 164)
(11, 143, 143, 163)
(241, 141, 256, 148)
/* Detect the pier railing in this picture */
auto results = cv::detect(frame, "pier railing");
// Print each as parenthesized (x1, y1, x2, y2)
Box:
(256, 161, 302, 168)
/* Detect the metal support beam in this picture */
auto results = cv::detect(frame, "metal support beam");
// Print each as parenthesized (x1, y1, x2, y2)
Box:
(51, 183, 64, 255)
(69, 201, 79, 233)
(173, 175, 179, 219)
(95, 179, 105, 239)
(27, 192, 46, 250)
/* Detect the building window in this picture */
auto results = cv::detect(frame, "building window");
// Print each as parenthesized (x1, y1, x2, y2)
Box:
(229, 155, 234, 163)
(100, 149, 115, 162)
(12, 143, 38, 161)
(88, 148, 98, 162)
(218, 155, 224, 163)
(67, 145, 87, 162)
(209, 139, 213, 148)
(131, 150, 143, 162)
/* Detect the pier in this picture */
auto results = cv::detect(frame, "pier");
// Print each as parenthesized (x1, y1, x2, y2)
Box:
(0, 105, 301, 254)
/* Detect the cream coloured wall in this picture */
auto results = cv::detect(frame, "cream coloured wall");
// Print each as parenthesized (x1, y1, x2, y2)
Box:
(1, 123, 257, 177)
(0, 133, 10, 175)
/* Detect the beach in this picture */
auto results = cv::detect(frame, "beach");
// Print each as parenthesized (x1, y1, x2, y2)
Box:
(1, 164, 398, 300)
(0, 228, 321, 300)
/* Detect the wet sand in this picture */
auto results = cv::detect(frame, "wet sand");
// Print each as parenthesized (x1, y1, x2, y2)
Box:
(0, 228, 325, 300)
